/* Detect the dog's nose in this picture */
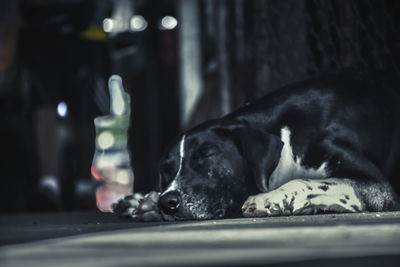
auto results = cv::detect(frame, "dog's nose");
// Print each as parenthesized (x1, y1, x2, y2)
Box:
(159, 191, 181, 214)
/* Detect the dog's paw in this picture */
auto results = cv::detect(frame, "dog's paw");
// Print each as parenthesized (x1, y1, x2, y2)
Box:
(242, 186, 313, 217)
(242, 190, 295, 217)
(112, 192, 144, 217)
(112, 191, 163, 221)
(242, 179, 364, 217)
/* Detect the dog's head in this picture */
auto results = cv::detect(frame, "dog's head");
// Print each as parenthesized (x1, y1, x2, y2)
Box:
(157, 120, 283, 220)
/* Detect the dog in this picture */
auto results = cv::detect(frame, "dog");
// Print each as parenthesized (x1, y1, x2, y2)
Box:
(115, 69, 400, 221)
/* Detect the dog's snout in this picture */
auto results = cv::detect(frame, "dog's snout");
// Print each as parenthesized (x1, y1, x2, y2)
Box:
(159, 191, 181, 214)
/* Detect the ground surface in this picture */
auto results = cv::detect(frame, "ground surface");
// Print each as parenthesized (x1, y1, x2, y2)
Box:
(1, 211, 400, 266)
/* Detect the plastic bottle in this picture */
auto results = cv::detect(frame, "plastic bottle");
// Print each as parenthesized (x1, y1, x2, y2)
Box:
(91, 75, 134, 212)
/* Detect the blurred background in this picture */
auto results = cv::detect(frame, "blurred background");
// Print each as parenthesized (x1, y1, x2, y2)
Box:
(1, 0, 400, 212)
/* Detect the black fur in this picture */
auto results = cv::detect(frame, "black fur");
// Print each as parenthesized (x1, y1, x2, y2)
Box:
(158, 69, 400, 220)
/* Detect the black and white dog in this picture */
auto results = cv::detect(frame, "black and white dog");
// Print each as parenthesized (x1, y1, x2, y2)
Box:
(115, 69, 400, 221)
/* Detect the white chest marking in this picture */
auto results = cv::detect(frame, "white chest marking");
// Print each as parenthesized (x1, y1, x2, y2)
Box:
(163, 135, 186, 194)
(269, 127, 328, 190)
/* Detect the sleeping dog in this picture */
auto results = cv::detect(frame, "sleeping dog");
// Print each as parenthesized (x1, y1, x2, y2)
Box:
(114, 69, 400, 221)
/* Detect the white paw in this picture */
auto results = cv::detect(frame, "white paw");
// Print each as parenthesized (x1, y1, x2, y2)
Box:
(242, 178, 364, 217)
(242, 188, 309, 217)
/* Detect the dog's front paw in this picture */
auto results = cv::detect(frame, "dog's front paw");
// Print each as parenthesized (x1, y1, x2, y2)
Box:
(242, 191, 292, 217)
(112, 192, 143, 217)
(112, 191, 163, 221)
(242, 187, 312, 217)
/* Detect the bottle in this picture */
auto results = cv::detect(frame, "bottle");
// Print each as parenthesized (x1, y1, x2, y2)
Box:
(91, 75, 134, 212)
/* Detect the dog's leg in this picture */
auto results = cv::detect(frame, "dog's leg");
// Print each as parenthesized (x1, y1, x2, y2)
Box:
(242, 178, 398, 217)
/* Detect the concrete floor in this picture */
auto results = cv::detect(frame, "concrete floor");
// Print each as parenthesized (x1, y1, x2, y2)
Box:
(1, 211, 400, 266)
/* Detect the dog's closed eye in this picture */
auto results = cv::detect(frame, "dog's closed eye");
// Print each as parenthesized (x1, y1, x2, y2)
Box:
(194, 143, 221, 158)
(203, 151, 218, 158)
(189, 143, 222, 174)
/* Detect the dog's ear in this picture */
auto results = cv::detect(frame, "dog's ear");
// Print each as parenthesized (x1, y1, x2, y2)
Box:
(215, 124, 283, 192)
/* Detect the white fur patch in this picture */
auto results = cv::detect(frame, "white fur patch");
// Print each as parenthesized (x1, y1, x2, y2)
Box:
(163, 135, 186, 194)
(242, 179, 364, 217)
(269, 127, 329, 190)
(177, 135, 186, 178)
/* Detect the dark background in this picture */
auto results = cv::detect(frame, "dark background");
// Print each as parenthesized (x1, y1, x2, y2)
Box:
(1, 0, 400, 212)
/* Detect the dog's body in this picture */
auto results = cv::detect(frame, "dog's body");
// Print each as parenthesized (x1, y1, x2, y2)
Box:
(128, 69, 400, 221)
